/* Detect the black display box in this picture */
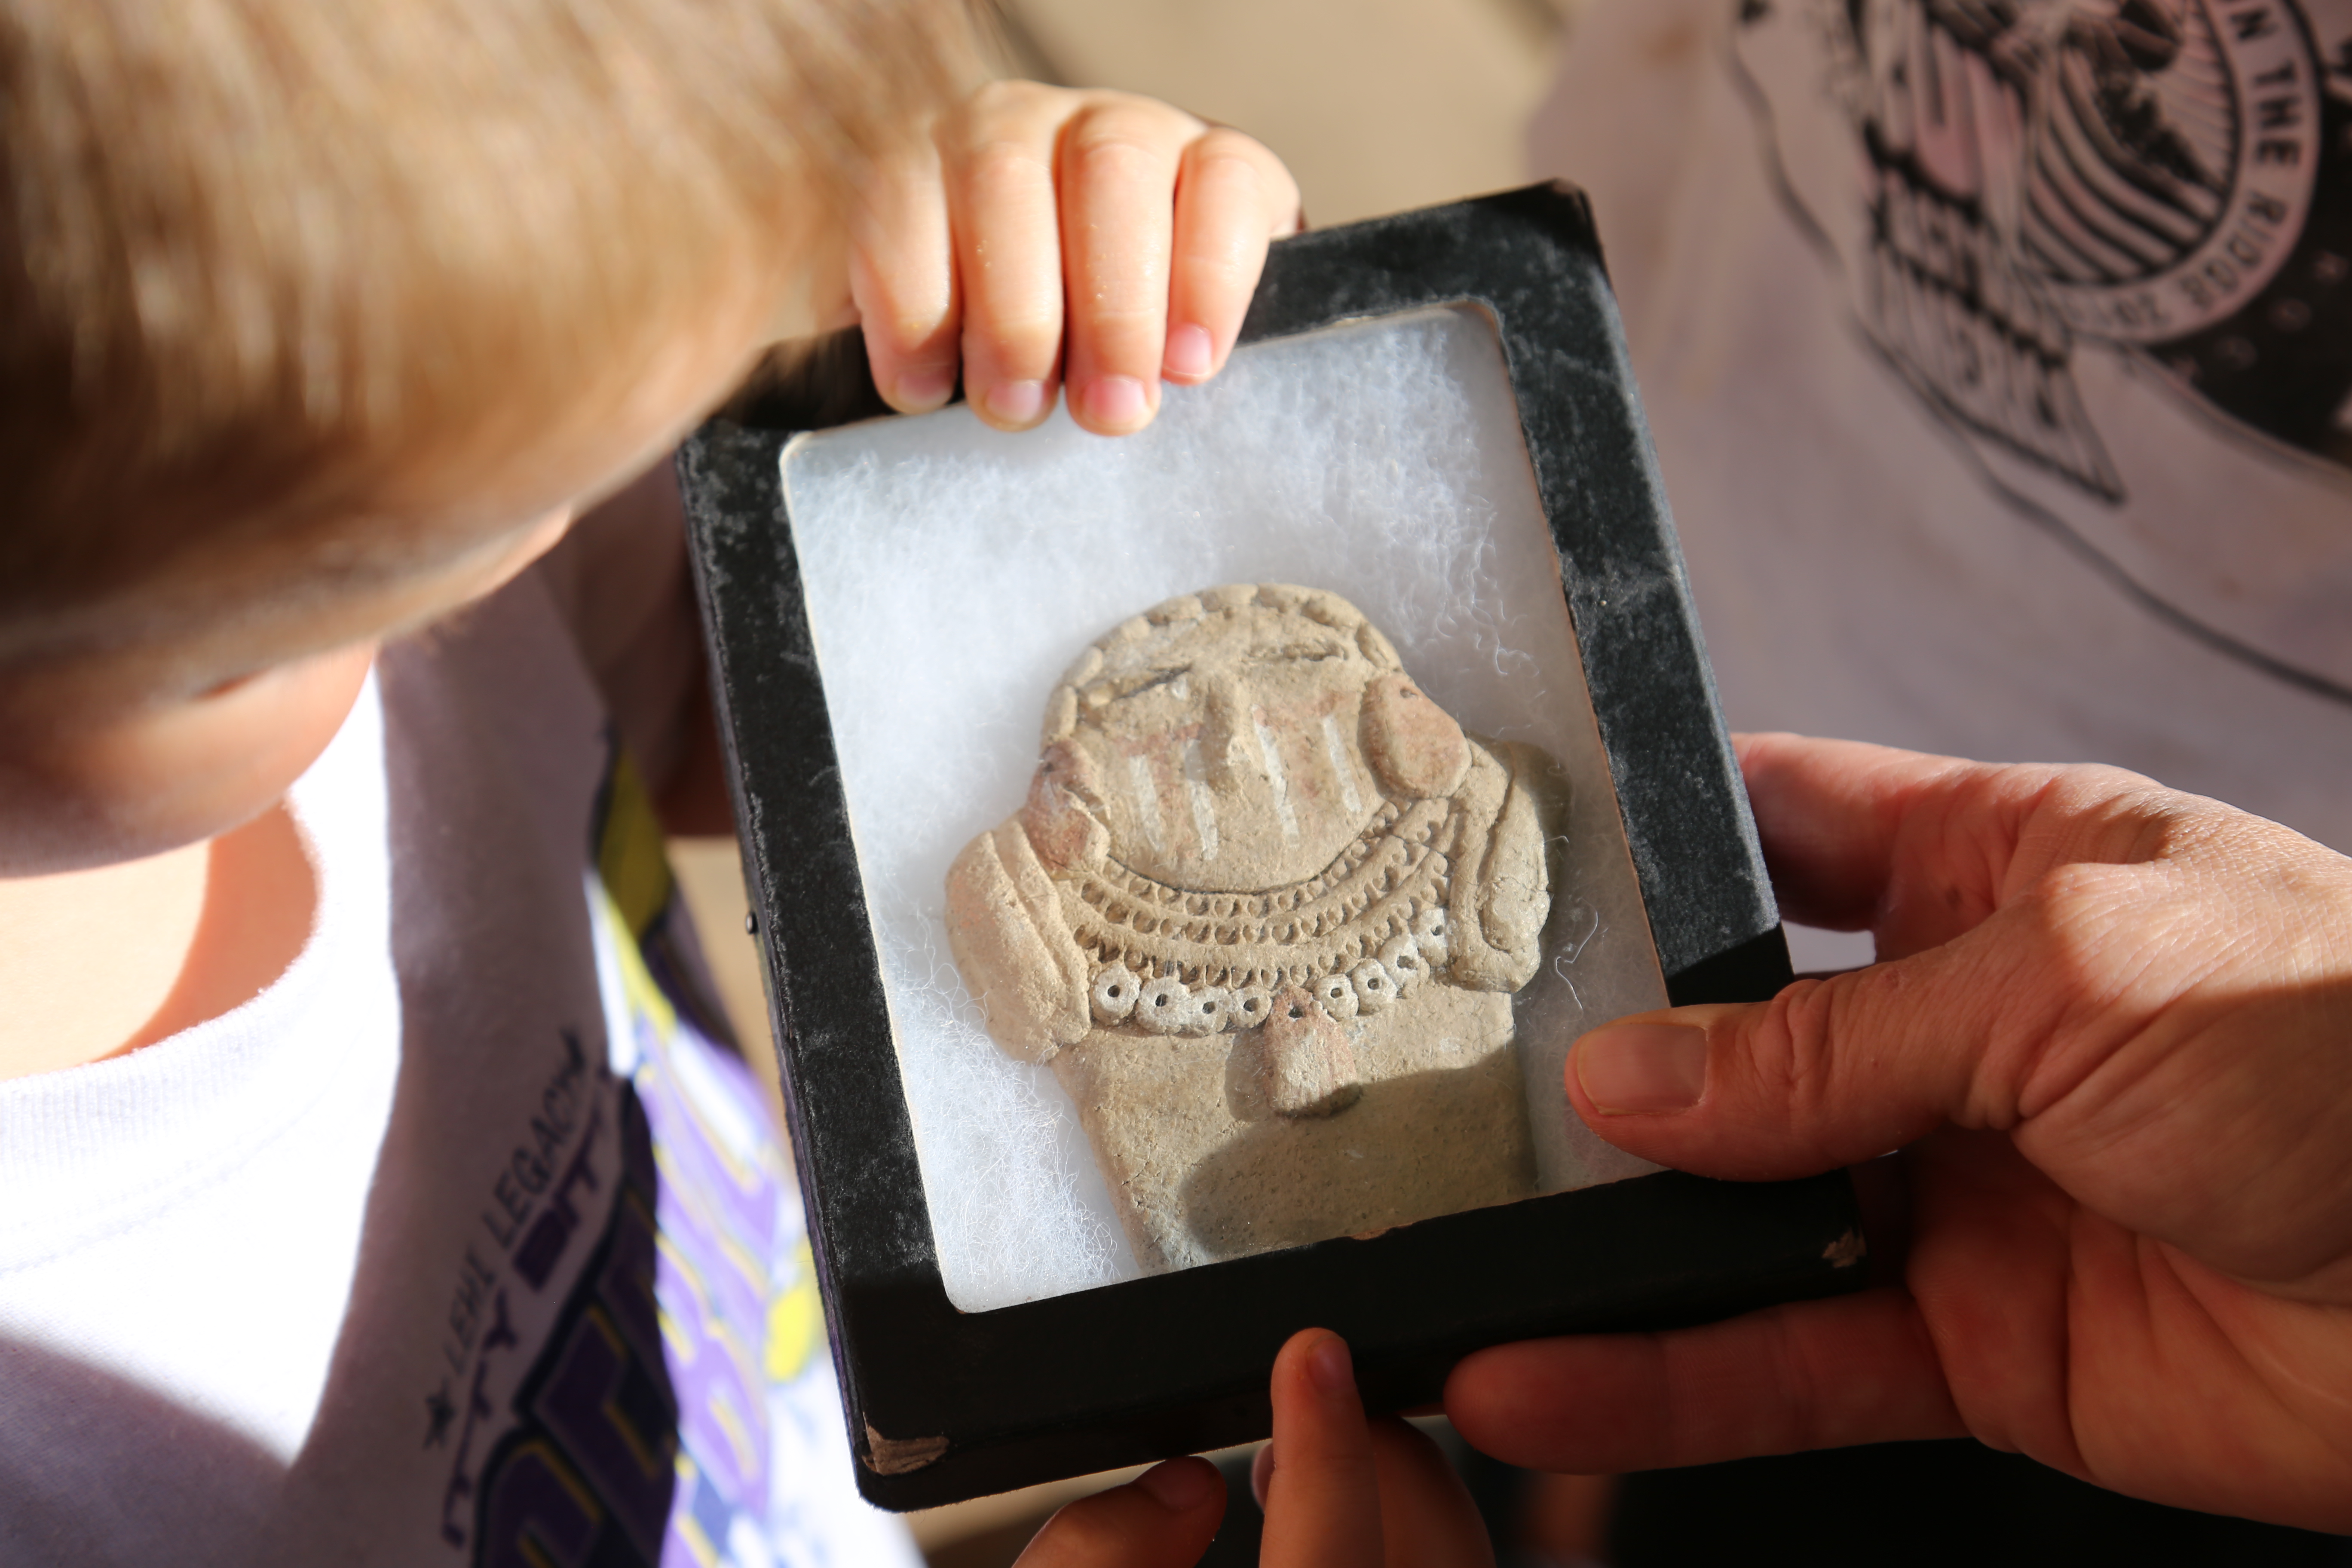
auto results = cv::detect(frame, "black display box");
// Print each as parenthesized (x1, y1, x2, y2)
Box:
(676, 184, 1863, 1510)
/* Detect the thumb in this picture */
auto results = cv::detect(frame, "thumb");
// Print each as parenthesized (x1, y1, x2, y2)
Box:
(1605, 732, 2158, 1179)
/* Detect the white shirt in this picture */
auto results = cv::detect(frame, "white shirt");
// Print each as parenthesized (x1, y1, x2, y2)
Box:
(1533, 0, 2352, 849)
(0, 571, 917, 1568)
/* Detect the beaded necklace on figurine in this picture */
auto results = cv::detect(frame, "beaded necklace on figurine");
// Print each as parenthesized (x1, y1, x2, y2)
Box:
(1062, 793, 1464, 1036)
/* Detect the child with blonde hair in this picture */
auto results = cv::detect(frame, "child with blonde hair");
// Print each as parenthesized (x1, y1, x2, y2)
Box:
(0, 1, 1302, 1559)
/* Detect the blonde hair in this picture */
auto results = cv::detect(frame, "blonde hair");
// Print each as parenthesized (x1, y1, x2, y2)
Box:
(0, 0, 974, 657)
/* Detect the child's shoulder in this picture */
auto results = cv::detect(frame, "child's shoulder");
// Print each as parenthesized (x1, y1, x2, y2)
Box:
(0, 571, 905, 1565)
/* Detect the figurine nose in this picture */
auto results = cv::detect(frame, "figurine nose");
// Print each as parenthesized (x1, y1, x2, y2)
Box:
(1192, 673, 1254, 784)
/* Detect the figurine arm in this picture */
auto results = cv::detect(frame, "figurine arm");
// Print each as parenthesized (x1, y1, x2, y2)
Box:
(1444, 742, 1553, 993)
(943, 818, 1094, 1062)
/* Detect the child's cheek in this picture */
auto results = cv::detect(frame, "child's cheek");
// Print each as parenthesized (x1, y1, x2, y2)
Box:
(0, 642, 375, 877)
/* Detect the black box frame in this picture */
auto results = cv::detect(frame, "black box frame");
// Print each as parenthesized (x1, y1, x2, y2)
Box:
(677, 183, 1862, 1511)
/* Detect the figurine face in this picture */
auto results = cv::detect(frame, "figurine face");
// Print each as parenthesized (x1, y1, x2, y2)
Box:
(1066, 604, 1381, 892)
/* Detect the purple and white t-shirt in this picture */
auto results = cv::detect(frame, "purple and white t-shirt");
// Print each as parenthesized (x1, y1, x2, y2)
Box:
(0, 570, 917, 1568)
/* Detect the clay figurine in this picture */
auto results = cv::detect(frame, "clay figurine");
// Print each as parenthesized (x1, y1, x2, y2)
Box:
(944, 584, 1557, 1273)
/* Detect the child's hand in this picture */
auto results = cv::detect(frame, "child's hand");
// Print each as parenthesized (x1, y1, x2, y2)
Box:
(1012, 1329, 1494, 1567)
(850, 82, 1302, 437)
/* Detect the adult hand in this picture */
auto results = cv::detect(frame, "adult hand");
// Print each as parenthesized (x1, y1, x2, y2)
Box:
(1447, 733, 2352, 1532)
(848, 81, 1302, 435)
(1016, 1329, 1492, 1566)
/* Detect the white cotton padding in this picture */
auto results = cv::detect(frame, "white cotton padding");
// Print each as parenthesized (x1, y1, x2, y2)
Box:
(784, 306, 1668, 1313)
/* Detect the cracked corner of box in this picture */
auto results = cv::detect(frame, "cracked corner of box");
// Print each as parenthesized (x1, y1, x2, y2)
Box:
(862, 1422, 949, 1476)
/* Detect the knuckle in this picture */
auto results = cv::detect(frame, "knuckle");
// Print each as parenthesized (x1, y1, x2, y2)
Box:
(1757, 980, 1844, 1138)
(2040, 759, 2165, 808)
(1068, 89, 1200, 135)
(1063, 126, 1177, 187)
(1979, 862, 2186, 1120)
(879, 312, 952, 354)
(2019, 864, 2201, 1028)
(964, 318, 1062, 377)
(1173, 240, 1257, 288)
(1189, 126, 1274, 181)
(2019, 861, 2164, 971)
(1184, 159, 1268, 224)
(956, 78, 1060, 133)
(2015, 762, 2190, 866)
(1077, 318, 1164, 362)
(959, 138, 1053, 205)
(854, 260, 954, 338)
(967, 79, 1035, 110)
(1062, 98, 1194, 164)
(969, 309, 1061, 352)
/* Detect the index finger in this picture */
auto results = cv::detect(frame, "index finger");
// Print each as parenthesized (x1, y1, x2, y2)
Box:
(849, 138, 962, 413)
(1733, 733, 2182, 958)
(1162, 126, 1301, 386)
(1445, 1287, 1964, 1475)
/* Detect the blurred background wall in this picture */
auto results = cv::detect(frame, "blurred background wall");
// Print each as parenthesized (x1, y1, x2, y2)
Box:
(990, 0, 1580, 226)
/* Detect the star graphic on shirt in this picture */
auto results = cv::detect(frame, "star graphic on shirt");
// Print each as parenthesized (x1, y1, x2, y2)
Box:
(423, 1381, 457, 1449)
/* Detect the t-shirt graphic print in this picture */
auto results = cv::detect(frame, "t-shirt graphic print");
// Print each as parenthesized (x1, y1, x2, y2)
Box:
(1733, 0, 2352, 693)
(438, 746, 891, 1568)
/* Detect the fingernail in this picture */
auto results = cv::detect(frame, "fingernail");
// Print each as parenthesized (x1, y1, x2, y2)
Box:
(1082, 374, 1149, 429)
(1574, 1023, 1709, 1114)
(1164, 323, 1214, 379)
(1137, 1458, 1216, 1513)
(984, 378, 1046, 425)
(896, 365, 955, 410)
(1307, 1332, 1353, 1396)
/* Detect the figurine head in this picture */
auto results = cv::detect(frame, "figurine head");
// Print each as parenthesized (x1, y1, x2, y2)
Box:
(1024, 584, 1471, 891)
